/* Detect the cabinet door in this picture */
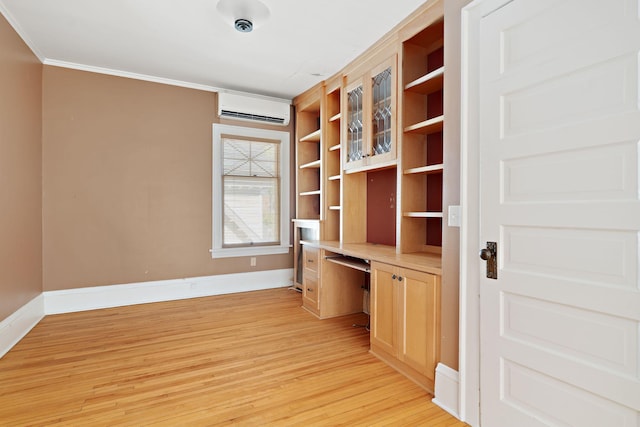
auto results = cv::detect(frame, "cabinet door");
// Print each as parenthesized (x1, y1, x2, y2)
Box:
(399, 268, 440, 379)
(370, 262, 397, 356)
(343, 55, 398, 173)
(368, 55, 397, 168)
(344, 79, 366, 171)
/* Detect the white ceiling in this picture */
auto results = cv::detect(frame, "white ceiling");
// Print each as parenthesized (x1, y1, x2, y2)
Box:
(0, 0, 428, 100)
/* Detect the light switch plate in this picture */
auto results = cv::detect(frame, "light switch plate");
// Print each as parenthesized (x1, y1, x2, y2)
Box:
(448, 205, 461, 227)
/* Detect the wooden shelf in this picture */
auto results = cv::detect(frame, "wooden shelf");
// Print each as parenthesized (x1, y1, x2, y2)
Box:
(300, 129, 321, 142)
(328, 143, 341, 152)
(329, 205, 341, 211)
(329, 113, 341, 122)
(404, 164, 444, 175)
(300, 190, 321, 196)
(405, 67, 444, 94)
(403, 212, 443, 218)
(299, 159, 321, 169)
(404, 115, 444, 135)
(328, 174, 341, 181)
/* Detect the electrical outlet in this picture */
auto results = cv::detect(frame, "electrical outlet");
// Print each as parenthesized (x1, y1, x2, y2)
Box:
(250, 257, 256, 267)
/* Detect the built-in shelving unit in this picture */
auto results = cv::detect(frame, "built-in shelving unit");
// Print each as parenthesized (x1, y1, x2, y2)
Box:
(295, 88, 322, 220)
(291, 0, 461, 395)
(400, 19, 445, 254)
(323, 78, 343, 241)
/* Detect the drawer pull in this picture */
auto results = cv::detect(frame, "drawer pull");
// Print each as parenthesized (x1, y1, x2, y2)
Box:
(307, 288, 313, 292)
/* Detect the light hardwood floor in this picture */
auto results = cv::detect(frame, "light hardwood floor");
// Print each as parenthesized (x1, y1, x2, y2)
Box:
(0, 288, 468, 426)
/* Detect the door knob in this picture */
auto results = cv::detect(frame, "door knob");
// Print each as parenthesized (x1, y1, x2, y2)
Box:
(479, 248, 492, 260)
(479, 241, 497, 279)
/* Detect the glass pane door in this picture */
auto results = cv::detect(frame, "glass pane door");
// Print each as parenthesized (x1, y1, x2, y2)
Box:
(346, 85, 364, 163)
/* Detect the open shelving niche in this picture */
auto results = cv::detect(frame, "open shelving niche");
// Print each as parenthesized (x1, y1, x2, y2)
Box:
(293, 88, 322, 290)
(296, 94, 322, 220)
(322, 77, 343, 242)
(400, 19, 445, 255)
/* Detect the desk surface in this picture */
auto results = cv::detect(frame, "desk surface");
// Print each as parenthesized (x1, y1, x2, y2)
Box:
(301, 240, 442, 276)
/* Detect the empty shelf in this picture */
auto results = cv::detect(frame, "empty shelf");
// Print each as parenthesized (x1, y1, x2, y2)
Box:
(300, 129, 321, 142)
(404, 115, 444, 135)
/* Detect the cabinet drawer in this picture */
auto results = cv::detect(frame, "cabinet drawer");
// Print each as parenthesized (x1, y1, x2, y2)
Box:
(303, 246, 319, 273)
(303, 276, 319, 309)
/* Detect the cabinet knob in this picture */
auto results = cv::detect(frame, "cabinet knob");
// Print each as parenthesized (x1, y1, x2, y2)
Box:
(308, 259, 313, 263)
(398, 276, 403, 282)
(307, 288, 313, 292)
(392, 274, 397, 280)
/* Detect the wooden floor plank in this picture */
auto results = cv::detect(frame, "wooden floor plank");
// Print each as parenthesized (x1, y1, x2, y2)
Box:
(0, 288, 468, 426)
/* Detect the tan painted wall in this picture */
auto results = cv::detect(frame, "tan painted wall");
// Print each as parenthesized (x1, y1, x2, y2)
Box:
(0, 15, 43, 321)
(42, 67, 293, 291)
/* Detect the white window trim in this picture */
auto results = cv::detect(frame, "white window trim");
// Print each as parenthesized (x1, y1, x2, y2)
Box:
(211, 124, 291, 258)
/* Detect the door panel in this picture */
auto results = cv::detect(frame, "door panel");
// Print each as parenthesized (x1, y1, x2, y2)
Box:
(401, 270, 439, 379)
(479, 0, 640, 425)
(370, 263, 396, 356)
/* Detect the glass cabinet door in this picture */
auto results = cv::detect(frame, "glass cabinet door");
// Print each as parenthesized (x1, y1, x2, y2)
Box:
(346, 84, 364, 166)
(372, 67, 393, 157)
(342, 55, 397, 172)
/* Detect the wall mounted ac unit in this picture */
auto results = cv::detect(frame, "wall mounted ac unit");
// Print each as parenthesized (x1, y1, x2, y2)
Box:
(217, 92, 291, 126)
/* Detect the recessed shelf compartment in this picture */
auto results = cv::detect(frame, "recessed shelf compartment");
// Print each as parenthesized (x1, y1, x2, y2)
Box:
(404, 164, 443, 175)
(405, 66, 444, 95)
(300, 159, 321, 169)
(300, 129, 321, 142)
(404, 115, 444, 135)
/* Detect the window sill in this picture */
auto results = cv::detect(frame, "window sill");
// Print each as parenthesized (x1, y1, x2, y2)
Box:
(210, 245, 292, 259)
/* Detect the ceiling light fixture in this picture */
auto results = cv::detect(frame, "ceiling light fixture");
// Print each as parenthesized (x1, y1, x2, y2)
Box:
(217, 0, 270, 33)
(234, 18, 253, 33)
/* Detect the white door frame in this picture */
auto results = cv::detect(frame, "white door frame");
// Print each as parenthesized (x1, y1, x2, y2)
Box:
(459, 0, 513, 425)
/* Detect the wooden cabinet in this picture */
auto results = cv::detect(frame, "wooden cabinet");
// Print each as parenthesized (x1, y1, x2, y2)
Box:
(302, 246, 320, 314)
(343, 55, 398, 173)
(301, 246, 365, 319)
(370, 261, 441, 391)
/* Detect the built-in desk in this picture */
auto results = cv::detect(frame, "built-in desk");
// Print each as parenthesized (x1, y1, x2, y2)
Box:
(300, 240, 442, 393)
(300, 240, 442, 275)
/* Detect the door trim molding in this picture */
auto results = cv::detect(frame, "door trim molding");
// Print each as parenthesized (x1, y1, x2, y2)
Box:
(460, 0, 513, 425)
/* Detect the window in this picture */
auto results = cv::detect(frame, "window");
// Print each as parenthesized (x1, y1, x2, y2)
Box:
(212, 124, 290, 258)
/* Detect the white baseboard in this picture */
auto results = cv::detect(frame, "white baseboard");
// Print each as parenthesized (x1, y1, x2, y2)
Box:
(44, 268, 294, 315)
(0, 294, 45, 358)
(432, 363, 461, 419)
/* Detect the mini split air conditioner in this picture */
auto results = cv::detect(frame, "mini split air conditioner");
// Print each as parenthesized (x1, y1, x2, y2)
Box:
(217, 92, 290, 126)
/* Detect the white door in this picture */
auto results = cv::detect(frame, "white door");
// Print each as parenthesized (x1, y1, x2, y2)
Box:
(479, 0, 640, 426)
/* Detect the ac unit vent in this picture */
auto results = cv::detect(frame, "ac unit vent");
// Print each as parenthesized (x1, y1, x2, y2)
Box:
(219, 109, 286, 125)
(217, 92, 290, 126)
